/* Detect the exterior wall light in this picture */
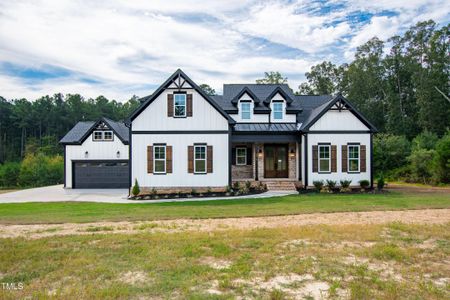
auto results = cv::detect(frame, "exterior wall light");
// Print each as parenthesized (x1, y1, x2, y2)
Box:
(84, 151, 89, 158)
(258, 148, 263, 157)
(116, 151, 120, 158)
(289, 148, 295, 157)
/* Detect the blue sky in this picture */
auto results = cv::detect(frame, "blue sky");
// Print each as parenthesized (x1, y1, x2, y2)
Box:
(0, 0, 448, 101)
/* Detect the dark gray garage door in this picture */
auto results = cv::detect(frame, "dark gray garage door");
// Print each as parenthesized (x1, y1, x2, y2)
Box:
(73, 160, 129, 188)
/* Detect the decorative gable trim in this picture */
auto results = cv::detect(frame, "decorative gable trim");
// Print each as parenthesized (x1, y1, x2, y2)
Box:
(128, 69, 235, 124)
(302, 93, 377, 133)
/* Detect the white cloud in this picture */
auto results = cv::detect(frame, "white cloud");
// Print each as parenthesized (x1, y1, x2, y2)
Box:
(0, 0, 448, 100)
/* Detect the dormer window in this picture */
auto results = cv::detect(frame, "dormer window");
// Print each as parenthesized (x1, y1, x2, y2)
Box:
(241, 101, 251, 120)
(273, 101, 283, 120)
(174, 93, 186, 117)
(93, 131, 113, 141)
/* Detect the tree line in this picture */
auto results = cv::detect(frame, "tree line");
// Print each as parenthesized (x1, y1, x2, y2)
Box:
(0, 19, 448, 187)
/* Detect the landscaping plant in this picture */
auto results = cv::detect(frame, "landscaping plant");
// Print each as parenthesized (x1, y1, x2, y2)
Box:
(359, 180, 370, 191)
(339, 179, 352, 193)
(131, 179, 140, 196)
(312, 180, 324, 192)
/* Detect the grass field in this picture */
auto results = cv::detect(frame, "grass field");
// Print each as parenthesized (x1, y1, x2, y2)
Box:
(0, 223, 449, 299)
(0, 191, 449, 224)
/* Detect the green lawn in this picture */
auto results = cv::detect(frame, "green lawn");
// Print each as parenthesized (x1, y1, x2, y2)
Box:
(0, 191, 449, 224)
(1, 223, 449, 299)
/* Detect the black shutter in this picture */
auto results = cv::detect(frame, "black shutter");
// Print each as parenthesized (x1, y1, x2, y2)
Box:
(231, 147, 236, 165)
(247, 147, 252, 165)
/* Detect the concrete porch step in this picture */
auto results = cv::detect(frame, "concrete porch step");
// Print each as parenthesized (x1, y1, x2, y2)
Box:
(264, 181, 297, 191)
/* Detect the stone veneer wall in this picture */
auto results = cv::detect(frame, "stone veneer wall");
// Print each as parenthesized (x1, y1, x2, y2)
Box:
(232, 165, 254, 179)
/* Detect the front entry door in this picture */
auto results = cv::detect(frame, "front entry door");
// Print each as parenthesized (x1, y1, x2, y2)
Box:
(264, 145, 288, 178)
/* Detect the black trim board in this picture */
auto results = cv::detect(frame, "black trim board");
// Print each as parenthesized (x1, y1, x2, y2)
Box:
(306, 130, 371, 134)
(263, 86, 294, 104)
(63, 145, 66, 188)
(231, 87, 260, 104)
(304, 134, 308, 188)
(128, 69, 235, 125)
(128, 123, 132, 194)
(231, 134, 298, 143)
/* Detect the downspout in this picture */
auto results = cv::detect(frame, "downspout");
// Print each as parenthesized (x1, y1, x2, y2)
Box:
(304, 133, 308, 189)
(127, 122, 132, 197)
(370, 132, 374, 189)
(63, 145, 66, 188)
(228, 125, 232, 187)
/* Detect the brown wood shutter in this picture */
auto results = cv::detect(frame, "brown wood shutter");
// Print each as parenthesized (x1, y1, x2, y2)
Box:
(188, 146, 194, 173)
(187, 94, 193, 117)
(331, 145, 337, 172)
(342, 145, 348, 173)
(167, 94, 174, 117)
(207, 145, 213, 173)
(166, 146, 172, 173)
(312, 145, 318, 173)
(360, 145, 367, 172)
(147, 146, 153, 173)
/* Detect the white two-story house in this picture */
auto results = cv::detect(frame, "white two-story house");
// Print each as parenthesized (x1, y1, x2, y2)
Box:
(60, 69, 377, 191)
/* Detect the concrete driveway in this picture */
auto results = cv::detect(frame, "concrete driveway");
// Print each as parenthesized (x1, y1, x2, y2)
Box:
(0, 185, 296, 204)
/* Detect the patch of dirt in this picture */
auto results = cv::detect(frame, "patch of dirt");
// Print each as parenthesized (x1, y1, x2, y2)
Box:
(280, 239, 375, 250)
(342, 255, 403, 281)
(118, 271, 151, 285)
(0, 209, 449, 239)
(416, 239, 438, 249)
(200, 257, 232, 270)
(233, 274, 332, 299)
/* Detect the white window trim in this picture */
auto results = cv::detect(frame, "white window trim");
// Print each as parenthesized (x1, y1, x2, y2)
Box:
(272, 101, 284, 120)
(153, 145, 166, 174)
(93, 130, 113, 141)
(348, 144, 360, 173)
(236, 147, 247, 165)
(103, 131, 113, 141)
(240, 101, 251, 120)
(174, 93, 187, 117)
(318, 144, 331, 173)
(194, 145, 207, 174)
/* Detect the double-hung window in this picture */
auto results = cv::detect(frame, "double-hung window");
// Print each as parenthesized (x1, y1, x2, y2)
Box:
(241, 102, 251, 120)
(236, 147, 247, 165)
(103, 131, 113, 141)
(318, 145, 331, 173)
(348, 145, 360, 172)
(174, 93, 186, 117)
(153, 145, 166, 173)
(273, 102, 283, 120)
(194, 145, 207, 173)
(93, 131, 103, 141)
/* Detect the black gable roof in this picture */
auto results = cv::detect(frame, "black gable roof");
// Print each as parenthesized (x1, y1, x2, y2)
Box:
(60, 118, 129, 145)
(223, 84, 295, 103)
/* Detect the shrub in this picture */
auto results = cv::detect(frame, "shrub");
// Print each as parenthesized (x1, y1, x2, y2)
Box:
(0, 162, 21, 187)
(359, 180, 370, 190)
(232, 181, 240, 190)
(408, 148, 435, 184)
(151, 188, 157, 196)
(373, 134, 411, 176)
(131, 179, 140, 196)
(412, 131, 439, 151)
(206, 187, 212, 194)
(432, 132, 450, 183)
(312, 180, 324, 192)
(191, 188, 197, 195)
(326, 180, 337, 190)
(245, 181, 251, 189)
(257, 181, 265, 191)
(226, 185, 232, 193)
(377, 174, 385, 191)
(18, 153, 63, 187)
(339, 179, 352, 192)
(340, 179, 352, 188)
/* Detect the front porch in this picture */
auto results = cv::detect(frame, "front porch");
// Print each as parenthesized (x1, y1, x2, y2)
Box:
(231, 142, 302, 190)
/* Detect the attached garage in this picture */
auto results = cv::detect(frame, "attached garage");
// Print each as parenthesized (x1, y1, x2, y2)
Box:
(72, 160, 129, 188)
(60, 118, 130, 189)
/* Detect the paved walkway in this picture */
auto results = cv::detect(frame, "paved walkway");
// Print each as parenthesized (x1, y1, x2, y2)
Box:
(0, 185, 297, 204)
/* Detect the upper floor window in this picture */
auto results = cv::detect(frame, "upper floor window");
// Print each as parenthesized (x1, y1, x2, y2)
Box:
(241, 102, 251, 120)
(348, 145, 360, 172)
(174, 94, 186, 117)
(153, 145, 166, 173)
(273, 102, 283, 120)
(93, 131, 113, 141)
(194, 145, 207, 173)
(318, 144, 330, 172)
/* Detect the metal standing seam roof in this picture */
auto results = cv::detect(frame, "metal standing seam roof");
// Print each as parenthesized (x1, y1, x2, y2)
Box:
(233, 123, 298, 132)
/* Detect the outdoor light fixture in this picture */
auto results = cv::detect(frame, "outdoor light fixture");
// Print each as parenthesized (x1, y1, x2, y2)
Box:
(84, 151, 89, 158)
(258, 148, 263, 157)
(289, 148, 295, 157)
(116, 150, 120, 158)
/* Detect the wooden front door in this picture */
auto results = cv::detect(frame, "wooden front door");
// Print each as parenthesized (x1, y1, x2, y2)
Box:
(264, 145, 288, 178)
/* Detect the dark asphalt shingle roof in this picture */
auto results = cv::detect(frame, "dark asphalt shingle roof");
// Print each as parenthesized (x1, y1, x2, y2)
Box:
(60, 118, 129, 145)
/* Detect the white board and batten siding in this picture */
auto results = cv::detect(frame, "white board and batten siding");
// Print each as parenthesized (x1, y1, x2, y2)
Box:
(131, 88, 230, 188)
(306, 109, 371, 187)
(65, 134, 129, 188)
